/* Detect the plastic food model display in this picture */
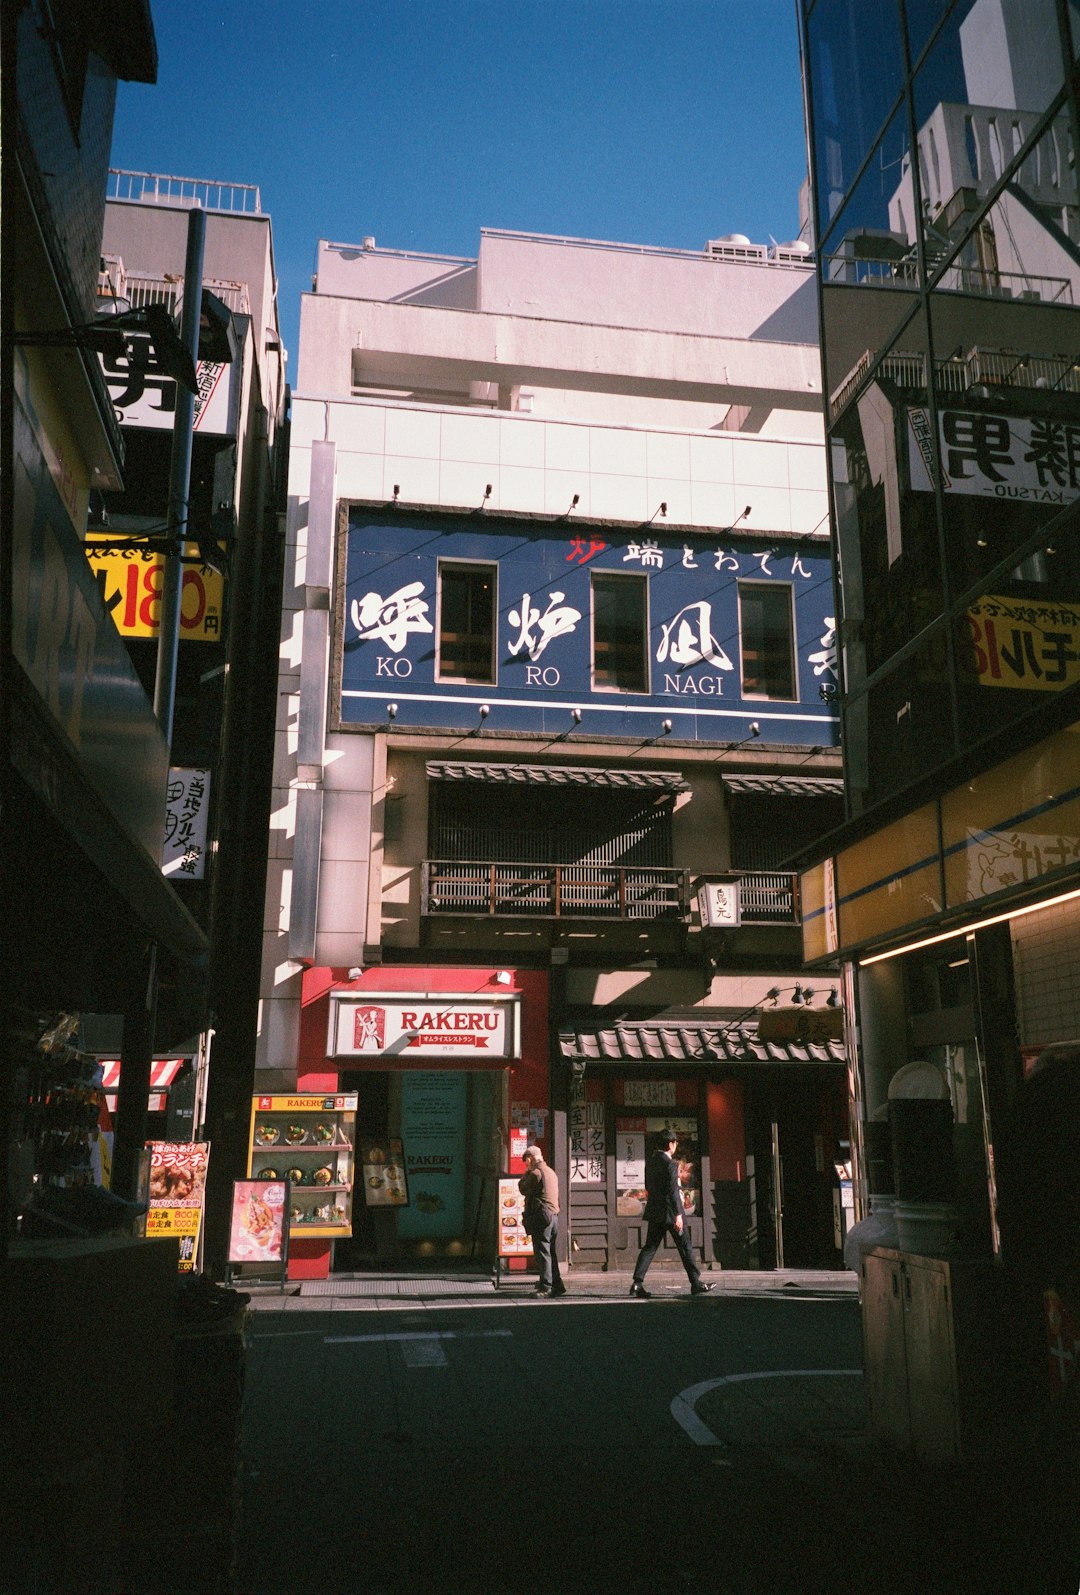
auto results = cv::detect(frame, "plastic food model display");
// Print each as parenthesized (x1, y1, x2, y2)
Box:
(246, 1094, 358, 1238)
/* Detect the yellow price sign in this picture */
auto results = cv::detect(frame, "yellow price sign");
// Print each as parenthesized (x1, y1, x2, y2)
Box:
(86, 538, 224, 642)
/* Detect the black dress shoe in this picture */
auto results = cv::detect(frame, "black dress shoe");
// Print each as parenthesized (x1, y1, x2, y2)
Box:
(629, 1282, 651, 1298)
(690, 1280, 713, 1295)
(550, 1284, 567, 1296)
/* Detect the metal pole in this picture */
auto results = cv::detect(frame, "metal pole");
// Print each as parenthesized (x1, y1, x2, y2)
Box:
(153, 204, 206, 744)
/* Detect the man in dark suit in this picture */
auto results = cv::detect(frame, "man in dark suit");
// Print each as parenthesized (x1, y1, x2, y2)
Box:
(629, 1129, 712, 1297)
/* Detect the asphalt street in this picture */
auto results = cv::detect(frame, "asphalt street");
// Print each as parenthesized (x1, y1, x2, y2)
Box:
(225, 1283, 1076, 1595)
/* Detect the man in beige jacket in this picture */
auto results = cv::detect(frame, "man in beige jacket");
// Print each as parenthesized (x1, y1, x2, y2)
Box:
(518, 1145, 566, 1296)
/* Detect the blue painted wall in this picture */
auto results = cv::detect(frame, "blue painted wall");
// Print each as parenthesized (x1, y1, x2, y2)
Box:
(339, 510, 839, 745)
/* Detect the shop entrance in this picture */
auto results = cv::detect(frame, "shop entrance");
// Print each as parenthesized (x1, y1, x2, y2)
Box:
(334, 1068, 507, 1270)
(749, 1077, 846, 1269)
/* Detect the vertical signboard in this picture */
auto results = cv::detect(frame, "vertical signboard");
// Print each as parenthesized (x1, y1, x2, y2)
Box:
(395, 1073, 467, 1238)
(145, 1141, 210, 1271)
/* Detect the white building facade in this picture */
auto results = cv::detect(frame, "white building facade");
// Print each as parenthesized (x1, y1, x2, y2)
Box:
(258, 225, 848, 1280)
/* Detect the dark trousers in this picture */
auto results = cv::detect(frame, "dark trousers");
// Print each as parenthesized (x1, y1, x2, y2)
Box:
(530, 1213, 563, 1290)
(632, 1218, 701, 1286)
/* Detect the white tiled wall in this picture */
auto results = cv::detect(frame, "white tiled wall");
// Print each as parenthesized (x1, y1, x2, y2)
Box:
(290, 397, 828, 537)
(1012, 898, 1080, 1046)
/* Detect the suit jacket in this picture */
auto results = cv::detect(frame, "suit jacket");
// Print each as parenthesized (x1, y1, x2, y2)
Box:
(643, 1148, 684, 1226)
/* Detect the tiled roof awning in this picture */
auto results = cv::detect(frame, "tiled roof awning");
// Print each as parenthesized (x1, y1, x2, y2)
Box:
(426, 762, 689, 793)
(558, 1021, 845, 1066)
(722, 775, 844, 798)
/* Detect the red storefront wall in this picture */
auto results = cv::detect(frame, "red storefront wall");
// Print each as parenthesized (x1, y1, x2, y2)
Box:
(290, 965, 550, 1278)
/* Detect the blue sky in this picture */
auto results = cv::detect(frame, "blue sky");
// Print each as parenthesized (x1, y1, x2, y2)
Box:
(111, 1, 810, 367)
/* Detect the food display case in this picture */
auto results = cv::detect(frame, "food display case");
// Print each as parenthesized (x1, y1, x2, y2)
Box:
(247, 1094, 358, 1239)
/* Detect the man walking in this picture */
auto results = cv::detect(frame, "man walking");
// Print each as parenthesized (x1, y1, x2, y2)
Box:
(630, 1129, 712, 1297)
(519, 1144, 566, 1296)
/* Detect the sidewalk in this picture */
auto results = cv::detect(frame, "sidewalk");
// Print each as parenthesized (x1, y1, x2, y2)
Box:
(244, 1265, 859, 1309)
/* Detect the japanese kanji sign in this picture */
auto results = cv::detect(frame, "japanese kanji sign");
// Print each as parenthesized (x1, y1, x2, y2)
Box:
(162, 768, 210, 880)
(339, 511, 839, 741)
(907, 407, 1080, 505)
(965, 595, 1080, 692)
(86, 536, 224, 642)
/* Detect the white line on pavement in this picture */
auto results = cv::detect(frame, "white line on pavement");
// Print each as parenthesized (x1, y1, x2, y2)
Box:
(323, 1329, 514, 1344)
(671, 1368, 863, 1446)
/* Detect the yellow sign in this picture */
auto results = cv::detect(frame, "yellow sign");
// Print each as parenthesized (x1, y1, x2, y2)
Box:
(85, 537, 224, 642)
(146, 1141, 210, 1272)
(964, 595, 1080, 693)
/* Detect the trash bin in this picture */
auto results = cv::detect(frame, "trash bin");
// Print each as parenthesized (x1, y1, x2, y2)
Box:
(888, 1060, 955, 1201)
(888, 1061, 958, 1254)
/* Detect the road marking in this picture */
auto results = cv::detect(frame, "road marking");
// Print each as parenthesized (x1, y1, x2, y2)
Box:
(671, 1369, 863, 1446)
(323, 1329, 514, 1345)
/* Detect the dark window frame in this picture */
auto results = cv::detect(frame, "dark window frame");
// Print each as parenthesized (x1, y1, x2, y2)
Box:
(591, 570, 650, 694)
(738, 580, 797, 701)
(435, 559, 498, 685)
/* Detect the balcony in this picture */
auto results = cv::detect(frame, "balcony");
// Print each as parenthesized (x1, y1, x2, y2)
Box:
(423, 860, 691, 921)
(733, 870, 801, 926)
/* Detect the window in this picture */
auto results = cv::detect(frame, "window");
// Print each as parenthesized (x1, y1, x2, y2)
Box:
(591, 572, 649, 693)
(436, 562, 496, 684)
(739, 582, 796, 700)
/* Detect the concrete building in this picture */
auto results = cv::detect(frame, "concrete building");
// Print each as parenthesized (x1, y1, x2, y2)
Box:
(255, 222, 849, 1281)
(93, 170, 288, 1267)
(798, 0, 1080, 1457)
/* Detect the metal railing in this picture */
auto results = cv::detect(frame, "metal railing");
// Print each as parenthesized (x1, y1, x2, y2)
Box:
(108, 169, 262, 214)
(423, 861, 690, 920)
(733, 870, 801, 925)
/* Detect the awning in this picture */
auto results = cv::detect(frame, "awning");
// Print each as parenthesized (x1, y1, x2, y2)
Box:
(427, 762, 689, 793)
(722, 775, 843, 798)
(101, 1058, 188, 1114)
(558, 1020, 844, 1066)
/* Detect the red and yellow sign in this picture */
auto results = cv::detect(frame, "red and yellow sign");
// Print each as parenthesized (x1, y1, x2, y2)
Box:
(85, 537, 224, 642)
(145, 1141, 210, 1271)
(964, 595, 1080, 693)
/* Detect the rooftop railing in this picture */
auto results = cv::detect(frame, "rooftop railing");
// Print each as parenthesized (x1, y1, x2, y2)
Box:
(108, 169, 262, 214)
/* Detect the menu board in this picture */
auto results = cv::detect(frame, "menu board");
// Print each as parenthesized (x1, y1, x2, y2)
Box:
(145, 1141, 210, 1271)
(497, 1176, 533, 1258)
(360, 1137, 409, 1207)
(228, 1179, 288, 1267)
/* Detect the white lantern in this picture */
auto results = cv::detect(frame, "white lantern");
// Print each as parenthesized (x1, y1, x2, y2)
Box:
(696, 877, 741, 929)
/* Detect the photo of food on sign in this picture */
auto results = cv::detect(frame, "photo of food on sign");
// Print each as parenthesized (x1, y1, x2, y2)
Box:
(496, 1177, 533, 1257)
(227, 1180, 286, 1265)
(360, 1137, 409, 1208)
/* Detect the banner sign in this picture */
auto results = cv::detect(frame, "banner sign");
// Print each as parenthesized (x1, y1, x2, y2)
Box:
(907, 406, 1080, 505)
(339, 510, 839, 742)
(965, 594, 1080, 693)
(99, 338, 235, 435)
(145, 1141, 210, 1271)
(254, 1094, 358, 1112)
(497, 1176, 533, 1257)
(228, 1179, 288, 1266)
(396, 1073, 467, 1238)
(162, 767, 211, 879)
(328, 993, 520, 1060)
(85, 536, 224, 642)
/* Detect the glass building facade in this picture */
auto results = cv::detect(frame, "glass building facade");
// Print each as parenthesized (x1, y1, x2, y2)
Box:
(799, 3, 1080, 1447)
(801, 0, 1080, 818)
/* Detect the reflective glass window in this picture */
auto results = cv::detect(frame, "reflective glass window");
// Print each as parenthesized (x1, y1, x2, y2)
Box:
(822, 107, 918, 276)
(928, 172, 1080, 303)
(806, 0, 905, 232)
(861, 625, 956, 804)
(903, 0, 952, 68)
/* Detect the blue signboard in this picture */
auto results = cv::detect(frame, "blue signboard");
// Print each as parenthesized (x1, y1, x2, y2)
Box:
(338, 510, 839, 745)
